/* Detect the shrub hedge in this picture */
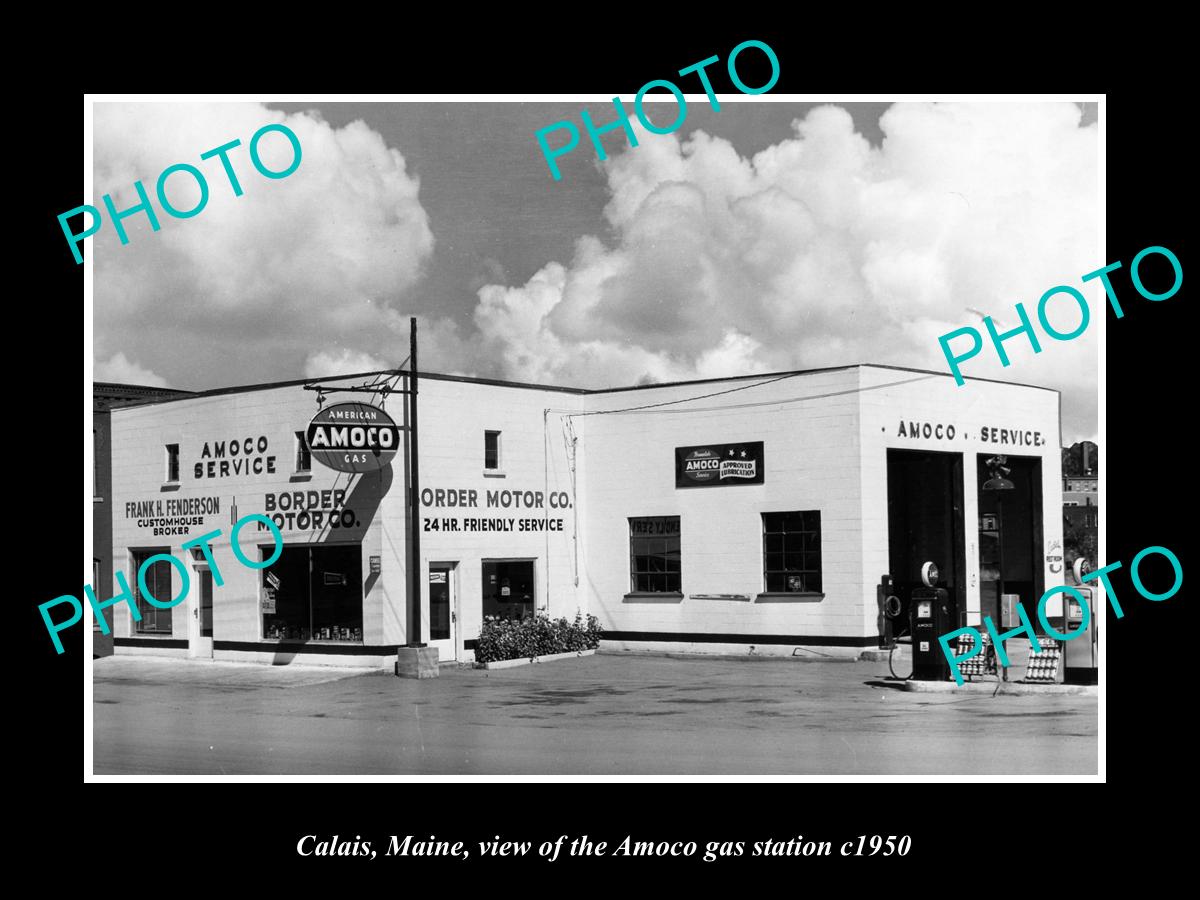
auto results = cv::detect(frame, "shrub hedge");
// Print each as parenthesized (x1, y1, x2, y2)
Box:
(475, 611, 603, 664)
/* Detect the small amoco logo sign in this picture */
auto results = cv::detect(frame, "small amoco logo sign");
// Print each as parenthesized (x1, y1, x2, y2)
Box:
(306, 402, 400, 473)
(682, 447, 722, 484)
(675, 441, 765, 488)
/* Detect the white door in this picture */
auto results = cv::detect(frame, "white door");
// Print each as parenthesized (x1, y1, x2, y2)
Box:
(188, 568, 214, 659)
(428, 565, 456, 661)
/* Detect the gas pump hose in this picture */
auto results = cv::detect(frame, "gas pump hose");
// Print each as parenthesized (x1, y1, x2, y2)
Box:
(889, 628, 913, 681)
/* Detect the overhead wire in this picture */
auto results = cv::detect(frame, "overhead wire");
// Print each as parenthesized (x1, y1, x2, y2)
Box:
(544, 373, 940, 420)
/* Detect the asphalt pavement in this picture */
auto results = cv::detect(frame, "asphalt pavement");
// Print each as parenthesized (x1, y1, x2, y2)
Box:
(92, 652, 1097, 776)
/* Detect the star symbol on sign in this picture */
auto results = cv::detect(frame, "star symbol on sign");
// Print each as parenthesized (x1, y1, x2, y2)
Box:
(740, 450, 747, 458)
(729, 449, 735, 456)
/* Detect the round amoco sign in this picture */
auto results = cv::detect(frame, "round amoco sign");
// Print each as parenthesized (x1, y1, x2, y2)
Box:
(306, 402, 400, 473)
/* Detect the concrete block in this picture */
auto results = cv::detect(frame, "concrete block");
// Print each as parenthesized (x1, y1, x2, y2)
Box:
(395, 646, 439, 679)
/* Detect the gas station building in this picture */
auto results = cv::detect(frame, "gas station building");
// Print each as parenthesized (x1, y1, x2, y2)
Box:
(105, 363, 1064, 666)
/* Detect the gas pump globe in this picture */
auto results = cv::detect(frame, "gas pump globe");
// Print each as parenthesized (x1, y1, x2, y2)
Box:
(921, 562, 939, 588)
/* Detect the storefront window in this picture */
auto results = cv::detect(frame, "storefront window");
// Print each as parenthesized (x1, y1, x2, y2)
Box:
(762, 511, 822, 593)
(629, 516, 681, 593)
(261, 544, 363, 642)
(482, 560, 534, 619)
(131, 548, 174, 634)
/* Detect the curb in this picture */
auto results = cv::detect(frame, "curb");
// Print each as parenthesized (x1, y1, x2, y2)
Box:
(901, 679, 1097, 696)
(858, 648, 901, 662)
(475, 648, 597, 670)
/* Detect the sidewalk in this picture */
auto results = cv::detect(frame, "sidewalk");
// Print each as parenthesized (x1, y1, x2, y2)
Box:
(92, 655, 376, 689)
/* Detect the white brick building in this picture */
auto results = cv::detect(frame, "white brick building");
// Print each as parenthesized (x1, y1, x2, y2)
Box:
(107, 364, 1063, 666)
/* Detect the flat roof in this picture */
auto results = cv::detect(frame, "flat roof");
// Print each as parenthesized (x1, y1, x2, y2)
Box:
(105, 362, 1059, 411)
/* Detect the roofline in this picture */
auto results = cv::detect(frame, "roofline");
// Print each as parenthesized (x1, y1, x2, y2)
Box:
(107, 362, 1060, 411)
(93, 382, 196, 395)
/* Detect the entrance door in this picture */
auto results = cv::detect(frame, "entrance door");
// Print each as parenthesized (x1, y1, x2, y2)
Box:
(189, 568, 214, 659)
(428, 565, 457, 661)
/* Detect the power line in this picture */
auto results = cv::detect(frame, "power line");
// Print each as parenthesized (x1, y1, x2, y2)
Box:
(560, 370, 808, 418)
(546, 373, 940, 419)
(615, 374, 939, 415)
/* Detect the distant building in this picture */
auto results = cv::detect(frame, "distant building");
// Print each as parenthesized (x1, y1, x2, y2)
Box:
(94, 382, 195, 657)
(1063, 470, 1097, 508)
(1064, 505, 1098, 530)
(1061, 444, 1098, 566)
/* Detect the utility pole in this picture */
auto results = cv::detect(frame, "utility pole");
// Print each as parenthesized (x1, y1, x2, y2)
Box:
(396, 315, 437, 677)
(408, 316, 423, 648)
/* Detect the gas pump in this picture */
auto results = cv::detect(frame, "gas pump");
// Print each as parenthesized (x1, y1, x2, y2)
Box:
(910, 561, 954, 680)
(1063, 557, 1098, 684)
(878, 574, 903, 648)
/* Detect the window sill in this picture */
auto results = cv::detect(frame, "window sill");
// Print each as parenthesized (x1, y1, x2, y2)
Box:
(755, 592, 826, 603)
(482, 470, 506, 478)
(160, 481, 180, 492)
(623, 592, 684, 603)
(290, 471, 313, 482)
(689, 593, 752, 602)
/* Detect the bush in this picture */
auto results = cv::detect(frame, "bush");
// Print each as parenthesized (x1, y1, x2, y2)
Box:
(475, 610, 603, 664)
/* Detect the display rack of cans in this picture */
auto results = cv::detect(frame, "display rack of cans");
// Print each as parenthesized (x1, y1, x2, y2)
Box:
(954, 632, 996, 678)
(263, 624, 363, 642)
(1022, 637, 1062, 683)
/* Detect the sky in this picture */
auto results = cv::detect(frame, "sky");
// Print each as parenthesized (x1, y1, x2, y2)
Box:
(92, 99, 1099, 442)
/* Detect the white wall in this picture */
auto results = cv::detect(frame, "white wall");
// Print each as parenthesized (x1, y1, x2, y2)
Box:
(577, 368, 867, 643)
(858, 366, 1063, 628)
(110, 374, 584, 663)
(412, 378, 584, 657)
(108, 365, 1063, 661)
(109, 379, 389, 652)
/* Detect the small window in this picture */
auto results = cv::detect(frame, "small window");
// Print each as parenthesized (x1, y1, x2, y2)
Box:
(165, 443, 180, 483)
(294, 431, 312, 472)
(484, 430, 501, 470)
(762, 511, 822, 593)
(629, 516, 681, 593)
(92, 559, 102, 631)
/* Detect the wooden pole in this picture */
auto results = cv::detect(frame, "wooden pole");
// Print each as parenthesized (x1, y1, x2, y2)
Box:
(408, 316, 423, 647)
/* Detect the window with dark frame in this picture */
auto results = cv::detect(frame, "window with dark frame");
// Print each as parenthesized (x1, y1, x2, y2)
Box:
(92, 559, 102, 631)
(484, 430, 500, 470)
(165, 443, 180, 482)
(762, 511, 822, 593)
(629, 516, 681, 593)
(294, 431, 312, 472)
(131, 549, 174, 634)
(260, 544, 364, 643)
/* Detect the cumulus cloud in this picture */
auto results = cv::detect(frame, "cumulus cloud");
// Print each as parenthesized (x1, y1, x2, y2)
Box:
(473, 102, 1099, 438)
(94, 352, 170, 387)
(93, 102, 455, 389)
